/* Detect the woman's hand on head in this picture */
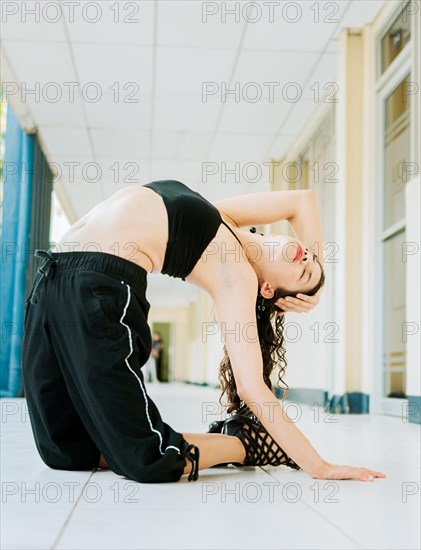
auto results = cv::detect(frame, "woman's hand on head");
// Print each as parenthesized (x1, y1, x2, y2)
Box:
(275, 287, 323, 316)
(311, 462, 386, 482)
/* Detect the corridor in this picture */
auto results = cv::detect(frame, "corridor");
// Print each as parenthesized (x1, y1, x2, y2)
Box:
(1, 383, 419, 550)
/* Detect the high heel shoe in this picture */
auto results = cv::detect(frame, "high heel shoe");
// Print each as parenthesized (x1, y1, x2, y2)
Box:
(208, 405, 302, 470)
(180, 439, 200, 481)
(223, 405, 301, 469)
(207, 419, 225, 434)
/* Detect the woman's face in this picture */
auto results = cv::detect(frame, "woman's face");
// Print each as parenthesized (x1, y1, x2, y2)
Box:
(262, 235, 322, 294)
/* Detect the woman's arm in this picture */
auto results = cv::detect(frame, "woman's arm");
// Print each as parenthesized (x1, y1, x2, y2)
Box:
(211, 275, 326, 474)
(213, 189, 324, 265)
(213, 189, 311, 229)
(274, 190, 325, 315)
(212, 277, 385, 481)
(287, 190, 324, 266)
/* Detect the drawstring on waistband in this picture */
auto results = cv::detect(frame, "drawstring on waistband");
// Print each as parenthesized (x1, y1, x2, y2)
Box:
(181, 441, 200, 481)
(29, 250, 59, 304)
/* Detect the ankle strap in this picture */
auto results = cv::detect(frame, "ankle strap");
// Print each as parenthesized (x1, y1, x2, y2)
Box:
(181, 441, 200, 481)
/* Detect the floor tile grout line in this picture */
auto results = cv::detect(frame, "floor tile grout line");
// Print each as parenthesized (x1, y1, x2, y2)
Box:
(262, 468, 365, 550)
(50, 469, 97, 550)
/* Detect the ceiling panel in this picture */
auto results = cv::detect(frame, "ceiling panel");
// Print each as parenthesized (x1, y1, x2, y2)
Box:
(148, 160, 211, 190)
(38, 127, 92, 158)
(281, 99, 321, 136)
(147, 159, 183, 183)
(155, 47, 237, 96)
(65, 1, 154, 45)
(231, 50, 320, 99)
(209, 133, 274, 161)
(243, 0, 350, 51)
(265, 134, 297, 161)
(182, 132, 213, 161)
(263, 98, 319, 160)
(16, 93, 85, 128)
(90, 128, 149, 158)
(1, 40, 77, 83)
(157, 0, 245, 49)
(196, 178, 264, 200)
(153, 95, 219, 133)
(84, 92, 152, 129)
(52, 156, 148, 190)
(72, 43, 154, 95)
(151, 131, 213, 161)
(151, 131, 177, 159)
(1, 1, 66, 42)
(218, 99, 291, 134)
(301, 52, 337, 100)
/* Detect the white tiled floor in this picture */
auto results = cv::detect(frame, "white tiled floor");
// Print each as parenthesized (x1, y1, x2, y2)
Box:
(1, 383, 420, 550)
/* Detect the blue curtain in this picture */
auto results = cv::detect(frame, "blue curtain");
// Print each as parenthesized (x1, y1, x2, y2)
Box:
(0, 107, 38, 396)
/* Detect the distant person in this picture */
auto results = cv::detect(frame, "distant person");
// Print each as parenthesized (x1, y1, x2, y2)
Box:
(151, 332, 164, 381)
(144, 345, 159, 383)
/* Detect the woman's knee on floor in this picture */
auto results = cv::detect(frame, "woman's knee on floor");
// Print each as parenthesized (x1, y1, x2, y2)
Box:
(39, 447, 100, 472)
(113, 464, 185, 484)
(115, 445, 200, 484)
(107, 453, 187, 484)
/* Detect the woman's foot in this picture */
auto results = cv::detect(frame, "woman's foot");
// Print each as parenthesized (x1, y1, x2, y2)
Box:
(98, 454, 109, 469)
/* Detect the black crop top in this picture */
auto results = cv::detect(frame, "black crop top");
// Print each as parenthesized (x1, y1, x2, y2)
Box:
(143, 180, 243, 281)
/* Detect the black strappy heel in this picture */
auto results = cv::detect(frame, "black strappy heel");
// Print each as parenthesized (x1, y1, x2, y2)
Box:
(208, 405, 302, 470)
(180, 440, 200, 481)
(207, 419, 225, 434)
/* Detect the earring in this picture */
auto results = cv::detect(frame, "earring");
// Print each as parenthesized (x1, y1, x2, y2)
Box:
(257, 296, 266, 316)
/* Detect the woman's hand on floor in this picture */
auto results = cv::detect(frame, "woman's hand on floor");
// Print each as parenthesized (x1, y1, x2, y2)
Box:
(276, 287, 323, 316)
(311, 462, 386, 482)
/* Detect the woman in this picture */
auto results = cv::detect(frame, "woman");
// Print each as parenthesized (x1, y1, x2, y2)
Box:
(22, 180, 385, 484)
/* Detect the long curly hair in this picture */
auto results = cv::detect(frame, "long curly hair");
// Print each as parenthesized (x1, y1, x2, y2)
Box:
(218, 256, 325, 414)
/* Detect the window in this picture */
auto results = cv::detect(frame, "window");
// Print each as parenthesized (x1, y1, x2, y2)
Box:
(383, 230, 406, 398)
(383, 74, 411, 228)
(380, 2, 411, 75)
(376, 1, 416, 411)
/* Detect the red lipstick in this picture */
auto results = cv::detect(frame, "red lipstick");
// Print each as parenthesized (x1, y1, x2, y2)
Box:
(293, 245, 303, 262)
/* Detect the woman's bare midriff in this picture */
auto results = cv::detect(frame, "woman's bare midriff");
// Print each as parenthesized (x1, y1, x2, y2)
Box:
(53, 186, 167, 274)
(52, 185, 252, 295)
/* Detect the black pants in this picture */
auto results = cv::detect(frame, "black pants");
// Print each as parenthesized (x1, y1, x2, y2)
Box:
(22, 251, 199, 483)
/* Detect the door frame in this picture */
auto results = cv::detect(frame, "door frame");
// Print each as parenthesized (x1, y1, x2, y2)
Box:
(372, 4, 414, 416)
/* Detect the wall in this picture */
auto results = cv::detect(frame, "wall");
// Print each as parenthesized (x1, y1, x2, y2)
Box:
(405, 175, 420, 398)
(336, 29, 365, 394)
